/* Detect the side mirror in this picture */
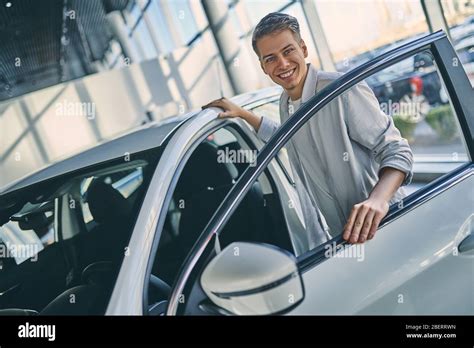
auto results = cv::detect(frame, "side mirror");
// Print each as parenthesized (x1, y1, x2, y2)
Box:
(200, 242, 304, 315)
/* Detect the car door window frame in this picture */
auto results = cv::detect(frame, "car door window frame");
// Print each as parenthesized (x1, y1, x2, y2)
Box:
(300, 34, 474, 272)
(165, 30, 474, 316)
(430, 37, 474, 155)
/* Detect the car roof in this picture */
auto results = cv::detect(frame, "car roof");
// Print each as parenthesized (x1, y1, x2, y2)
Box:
(0, 86, 281, 197)
(0, 117, 188, 197)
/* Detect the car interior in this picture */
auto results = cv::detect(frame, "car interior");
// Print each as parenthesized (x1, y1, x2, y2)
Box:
(149, 126, 294, 309)
(0, 156, 156, 315)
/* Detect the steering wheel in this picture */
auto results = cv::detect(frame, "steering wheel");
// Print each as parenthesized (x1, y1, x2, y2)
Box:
(148, 274, 171, 315)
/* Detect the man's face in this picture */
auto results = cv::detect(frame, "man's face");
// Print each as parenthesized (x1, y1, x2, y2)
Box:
(257, 29, 308, 93)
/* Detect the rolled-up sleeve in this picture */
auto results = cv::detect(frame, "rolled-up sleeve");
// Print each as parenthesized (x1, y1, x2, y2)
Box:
(257, 116, 280, 143)
(343, 82, 414, 186)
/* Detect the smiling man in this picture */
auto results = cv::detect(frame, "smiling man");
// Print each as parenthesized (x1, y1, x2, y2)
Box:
(202, 12, 413, 245)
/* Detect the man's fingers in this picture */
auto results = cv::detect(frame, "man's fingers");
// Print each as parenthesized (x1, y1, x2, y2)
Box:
(368, 213, 383, 240)
(202, 98, 225, 109)
(218, 111, 232, 118)
(357, 210, 375, 243)
(348, 205, 369, 243)
(202, 102, 219, 109)
(342, 206, 358, 241)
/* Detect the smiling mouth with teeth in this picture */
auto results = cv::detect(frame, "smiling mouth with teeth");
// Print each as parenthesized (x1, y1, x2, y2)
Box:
(278, 68, 296, 79)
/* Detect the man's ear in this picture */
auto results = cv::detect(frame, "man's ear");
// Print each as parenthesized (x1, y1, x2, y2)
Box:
(300, 39, 308, 58)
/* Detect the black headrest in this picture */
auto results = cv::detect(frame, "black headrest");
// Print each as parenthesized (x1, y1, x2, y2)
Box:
(177, 142, 238, 198)
(86, 180, 130, 224)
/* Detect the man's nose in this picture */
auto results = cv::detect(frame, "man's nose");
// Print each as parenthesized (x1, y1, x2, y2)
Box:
(277, 55, 291, 69)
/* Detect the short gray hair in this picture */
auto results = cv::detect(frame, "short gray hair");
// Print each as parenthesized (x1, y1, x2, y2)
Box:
(251, 12, 302, 57)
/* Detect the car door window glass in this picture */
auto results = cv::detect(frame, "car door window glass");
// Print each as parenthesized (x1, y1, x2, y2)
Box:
(368, 50, 469, 193)
(207, 50, 471, 257)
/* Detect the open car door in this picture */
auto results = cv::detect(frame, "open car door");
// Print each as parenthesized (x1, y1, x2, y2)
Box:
(166, 31, 473, 316)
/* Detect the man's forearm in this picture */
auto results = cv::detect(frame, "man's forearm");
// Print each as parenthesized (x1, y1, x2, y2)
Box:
(241, 110, 263, 132)
(369, 167, 406, 203)
(343, 166, 405, 243)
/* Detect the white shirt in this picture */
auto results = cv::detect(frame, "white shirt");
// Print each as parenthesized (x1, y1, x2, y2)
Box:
(257, 63, 413, 242)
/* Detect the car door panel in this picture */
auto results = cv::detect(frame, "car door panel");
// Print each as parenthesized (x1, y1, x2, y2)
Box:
(290, 171, 473, 315)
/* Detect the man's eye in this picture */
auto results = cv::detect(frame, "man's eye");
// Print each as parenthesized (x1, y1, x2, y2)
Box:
(265, 57, 275, 63)
(284, 48, 294, 55)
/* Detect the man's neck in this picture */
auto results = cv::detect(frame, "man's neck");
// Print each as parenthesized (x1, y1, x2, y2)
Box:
(287, 64, 309, 101)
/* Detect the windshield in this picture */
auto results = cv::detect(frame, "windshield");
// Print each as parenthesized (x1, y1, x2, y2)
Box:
(0, 151, 158, 315)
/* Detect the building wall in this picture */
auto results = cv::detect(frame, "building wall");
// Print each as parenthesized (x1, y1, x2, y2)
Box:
(0, 35, 234, 187)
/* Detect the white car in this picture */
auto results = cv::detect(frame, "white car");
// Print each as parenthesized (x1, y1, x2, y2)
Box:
(0, 31, 472, 316)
